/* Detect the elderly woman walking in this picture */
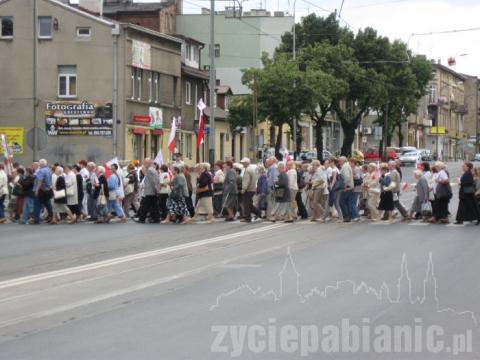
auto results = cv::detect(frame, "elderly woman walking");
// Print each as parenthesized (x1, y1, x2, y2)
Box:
(378, 163, 395, 222)
(363, 163, 381, 221)
(51, 166, 75, 225)
(409, 169, 430, 221)
(455, 162, 480, 225)
(222, 161, 238, 221)
(270, 162, 293, 223)
(65, 165, 80, 223)
(163, 166, 191, 224)
(431, 162, 451, 224)
(194, 163, 214, 223)
(286, 160, 298, 220)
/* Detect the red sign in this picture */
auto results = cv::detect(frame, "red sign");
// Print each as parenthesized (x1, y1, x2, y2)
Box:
(132, 127, 146, 135)
(151, 129, 163, 136)
(133, 115, 151, 123)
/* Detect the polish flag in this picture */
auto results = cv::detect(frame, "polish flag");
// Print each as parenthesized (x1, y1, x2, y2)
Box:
(196, 99, 207, 149)
(168, 116, 177, 153)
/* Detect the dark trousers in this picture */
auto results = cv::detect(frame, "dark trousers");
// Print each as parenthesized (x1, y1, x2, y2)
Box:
(87, 193, 98, 220)
(340, 189, 354, 222)
(186, 191, 195, 217)
(158, 194, 169, 219)
(243, 191, 260, 221)
(33, 196, 53, 224)
(137, 195, 159, 223)
(295, 191, 308, 219)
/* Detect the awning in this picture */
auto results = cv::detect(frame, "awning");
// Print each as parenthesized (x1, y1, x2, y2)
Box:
(151, 129, 163, 136)
(132, 127, 146, 135)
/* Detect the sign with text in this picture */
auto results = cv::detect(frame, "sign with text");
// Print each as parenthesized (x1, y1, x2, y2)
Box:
(0, 127, 24, 155)
(131, 40, 151, 70)
(45, 101, 113, 136)
(429, 126, 447, 135)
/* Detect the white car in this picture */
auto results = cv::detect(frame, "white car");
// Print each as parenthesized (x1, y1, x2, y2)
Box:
(399, 151, 420, 166)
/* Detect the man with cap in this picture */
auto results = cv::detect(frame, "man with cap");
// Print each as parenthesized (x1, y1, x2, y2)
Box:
(241, 157, 261, 223)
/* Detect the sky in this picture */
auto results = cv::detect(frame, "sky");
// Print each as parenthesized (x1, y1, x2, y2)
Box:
(72, 0, 480, 76)
(178, 0, 480, 77)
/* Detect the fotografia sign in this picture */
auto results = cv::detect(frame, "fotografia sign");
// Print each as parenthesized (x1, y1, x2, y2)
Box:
(45, 101, 113, 136)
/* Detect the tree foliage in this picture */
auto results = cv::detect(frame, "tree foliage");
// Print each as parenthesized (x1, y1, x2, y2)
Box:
(241, 53, 312, 157)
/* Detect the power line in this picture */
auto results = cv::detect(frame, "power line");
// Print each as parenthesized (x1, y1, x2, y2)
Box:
(411, 26, 480, 38)
(344, 0, 409, 9)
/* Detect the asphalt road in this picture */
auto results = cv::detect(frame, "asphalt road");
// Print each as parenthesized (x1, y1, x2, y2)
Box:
(0, 162, 478, 359)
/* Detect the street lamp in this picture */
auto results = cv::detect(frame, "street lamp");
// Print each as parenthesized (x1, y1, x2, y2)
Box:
(292, 0, 298, 158)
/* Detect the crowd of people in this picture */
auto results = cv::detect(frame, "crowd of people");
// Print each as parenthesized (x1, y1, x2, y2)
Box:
(1, 155, 479, 226)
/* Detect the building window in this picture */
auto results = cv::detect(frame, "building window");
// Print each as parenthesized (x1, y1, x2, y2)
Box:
(148, 72, 153, 103)
(38, 16, 53, 39)
(194, 84, 199, 119)
(220, 133, 225, 161)
(193, 45, 199, 62)
(186, 44, 191, 61)
(185, 81, 191, 105)
(186, 134, 192, 159)
(58, 65, 77, 98)
(136, 68, 142, 101)
(76, 27, 91, 37)
(214, 44, 220, 58)
(224, 96, 229, 111)
(154, 72, 159, 103)
(0, 17, 13, 38)
(130, 68, 135, 99)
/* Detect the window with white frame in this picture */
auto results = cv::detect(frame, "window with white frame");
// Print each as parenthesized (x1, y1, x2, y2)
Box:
(148, 72, 153, 103)
(130, 68, 135, 99)
(76, 27, 91, 38)
(185, 81, 191, 105)
(0, 16, 13, 38)
(186, 134, 192, 159)
(58, 65, 77, 98)
(38, 16, 52, 39)
(186, 44, 191, 61)
(193, 45, 198, 62)
(136, 68, 142, 101)
(154, 72, 159, 103)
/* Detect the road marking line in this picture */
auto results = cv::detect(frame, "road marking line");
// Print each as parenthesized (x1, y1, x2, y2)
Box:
(0, 241, 294, 329)
(0, 224, 287, 291)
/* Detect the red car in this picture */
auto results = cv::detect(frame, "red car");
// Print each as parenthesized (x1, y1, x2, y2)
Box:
(363, 147, 398, 162)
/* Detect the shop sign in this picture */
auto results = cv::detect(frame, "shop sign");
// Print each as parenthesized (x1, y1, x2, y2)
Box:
(429, 126, 447, 135)
(0, 127, 24, 155)
(149, 107, 163, 129)
(133, 115, 151, 124)
(45, 101, 113, 136)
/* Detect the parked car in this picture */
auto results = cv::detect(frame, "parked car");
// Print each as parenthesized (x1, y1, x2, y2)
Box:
(297, 150, 332, 162)
(419, 149, 432, 161)
(400, 146, 417, 155)
(363, 147, 398, 162)
(473, 153, 480, 162)
(399, 150, 421, 166)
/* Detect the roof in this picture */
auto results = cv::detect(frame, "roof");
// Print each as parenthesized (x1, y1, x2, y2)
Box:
(103, 1, 174, 14)
(182, 65, 209, 80)
(126, 24, 184, 44)
(0, 0, 117, 27)
(216, 85, 232, 95)
(204, 106, 228, 120)
(433, 63, 468, 81)
(172, 34, 205, 46)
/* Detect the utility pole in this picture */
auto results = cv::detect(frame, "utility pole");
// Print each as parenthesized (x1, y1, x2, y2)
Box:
(476, 79, 479, 154)
(33, 0, 38, 161)
(291, 0, 298, 158)
(208, 0, 216, 165)
(383, 101, 388, 160)
(253, 72, 258, 159)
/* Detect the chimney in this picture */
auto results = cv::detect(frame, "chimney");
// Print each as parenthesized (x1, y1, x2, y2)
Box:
(78, 0, 104, 16)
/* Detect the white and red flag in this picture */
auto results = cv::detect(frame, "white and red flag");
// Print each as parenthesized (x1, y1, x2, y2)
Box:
(196, 99, 207, 149)
(168, 116, 177, 153)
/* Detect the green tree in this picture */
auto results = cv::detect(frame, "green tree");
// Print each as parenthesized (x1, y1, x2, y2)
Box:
(242, 53, 311, 157)
(227, 95, 254, 131)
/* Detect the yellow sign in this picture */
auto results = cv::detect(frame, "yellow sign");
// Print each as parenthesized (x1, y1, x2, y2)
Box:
(0, 127, 24, 155)
(429, 126, 446, 135)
